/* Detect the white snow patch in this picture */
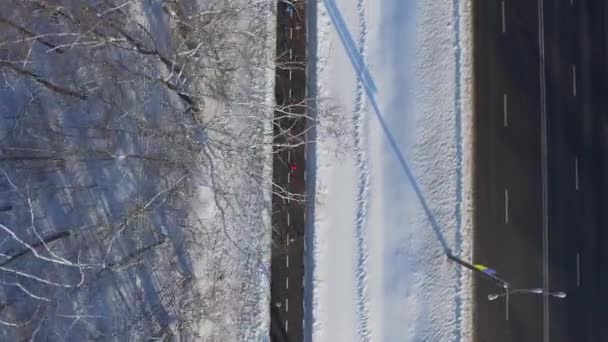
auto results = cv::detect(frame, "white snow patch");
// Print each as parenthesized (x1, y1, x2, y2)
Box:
(310, 0, 474, 340)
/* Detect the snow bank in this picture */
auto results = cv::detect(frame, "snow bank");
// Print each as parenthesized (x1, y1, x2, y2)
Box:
(309, 0, 474, 340)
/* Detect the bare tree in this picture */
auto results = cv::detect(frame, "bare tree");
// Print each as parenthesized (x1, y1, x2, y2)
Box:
(0, 0, 276, 340)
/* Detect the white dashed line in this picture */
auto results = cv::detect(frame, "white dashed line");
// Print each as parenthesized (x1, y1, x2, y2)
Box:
(289, 69, 292, 80)
(287, 172, 290, 184)
(504, 188, 509, 224)
(575, 157, 579, 190)
(288, 150, 291, 161)
(289, 27, 293, 39)
(286, 277, 289, 289)
(501, 1, 506, 34)
(286, 298, 289, 312)
(289, 49, 293, 60)
(286, 233, 290, 246)
(285, 320, 288, 332)
(572, 64, 577, 96)
(286, 255, 289, 268)
(576, 252, 581, 287)
(503, 93, 508, 127)
(289, 88, 292, 98)
(287, 211, 290, 226)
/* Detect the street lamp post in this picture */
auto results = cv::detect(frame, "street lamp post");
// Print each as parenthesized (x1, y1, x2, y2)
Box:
(487, 288, 567, 301)
(487, 287, 566, 321)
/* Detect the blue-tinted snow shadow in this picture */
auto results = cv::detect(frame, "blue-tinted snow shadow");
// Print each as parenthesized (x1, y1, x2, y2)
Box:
(323, 0, 451, 255)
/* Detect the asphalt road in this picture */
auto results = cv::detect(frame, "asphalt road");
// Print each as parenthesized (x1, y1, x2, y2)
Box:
(473, 0, 608, 341)
(270, 1, 307, 341)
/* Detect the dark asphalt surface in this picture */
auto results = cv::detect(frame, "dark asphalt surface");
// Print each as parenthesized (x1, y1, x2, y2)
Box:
(474, 0, 608, 341)
(270, 1, 307, 342)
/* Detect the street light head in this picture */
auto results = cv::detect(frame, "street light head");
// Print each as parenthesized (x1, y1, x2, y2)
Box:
(488, 294, 499, 301)
(553, 291, 567, 298)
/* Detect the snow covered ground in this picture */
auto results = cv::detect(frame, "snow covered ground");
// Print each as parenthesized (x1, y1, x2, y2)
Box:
(0, 1, 274, 340)
(308, 0, 474, 340)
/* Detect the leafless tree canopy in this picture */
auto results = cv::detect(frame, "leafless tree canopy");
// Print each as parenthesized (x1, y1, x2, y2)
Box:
(0, 0, 281, 340)
(0, 0, 350, 339)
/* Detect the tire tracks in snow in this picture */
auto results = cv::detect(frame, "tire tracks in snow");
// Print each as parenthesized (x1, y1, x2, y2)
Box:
(351, 0, 372, 340)
(450, 0, 465, 340)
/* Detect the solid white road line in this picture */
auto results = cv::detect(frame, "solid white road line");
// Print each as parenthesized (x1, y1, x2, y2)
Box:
(575, 157, 579, 190)
(286, 277, 289, 289)
(504, 189, 509, 224)
(572, 64, 577, 96)
(504, 93, 508, 127)
(576, 253, 581, 288)
(538, 0, 550, 339)
(502, 1, 506, 34)
(286, 255, 289, 268)
(505, 288, 510, 321)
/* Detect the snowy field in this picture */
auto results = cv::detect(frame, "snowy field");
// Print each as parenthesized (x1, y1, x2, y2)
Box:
(308, 0, 475, 341)
(0, 0, 274, 340)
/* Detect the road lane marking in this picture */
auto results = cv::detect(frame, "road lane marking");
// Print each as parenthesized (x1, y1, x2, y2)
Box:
(286, 320, 288, 332)
(289, 27, 293, 39)
(504, 189, 509, 224)
(572, 64, 577, 96)
(576, 253, 580, 287)
(501, 1, 506, 34)
(289, 88, 292, 98)
(289, 49, 293, 60)
(286, 277, 289, 289)
(503, 93, 508, 127)
(286, 298, 289, 312)
(287, 211, 290, 226)
(304, 170, 306, 181)
(288, 150, 291, 161)
(289, 69, 292, 80)
(575, 157, 579, 190)
(287, 172, 290, 184)
(286, 255, 289, 268)
(505, 288, 510, 321)
(537, 0, 550, 338)
(286, 233, 290, 246)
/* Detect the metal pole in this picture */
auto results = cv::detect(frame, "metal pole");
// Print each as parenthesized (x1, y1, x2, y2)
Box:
(446, 253, 509, 289)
